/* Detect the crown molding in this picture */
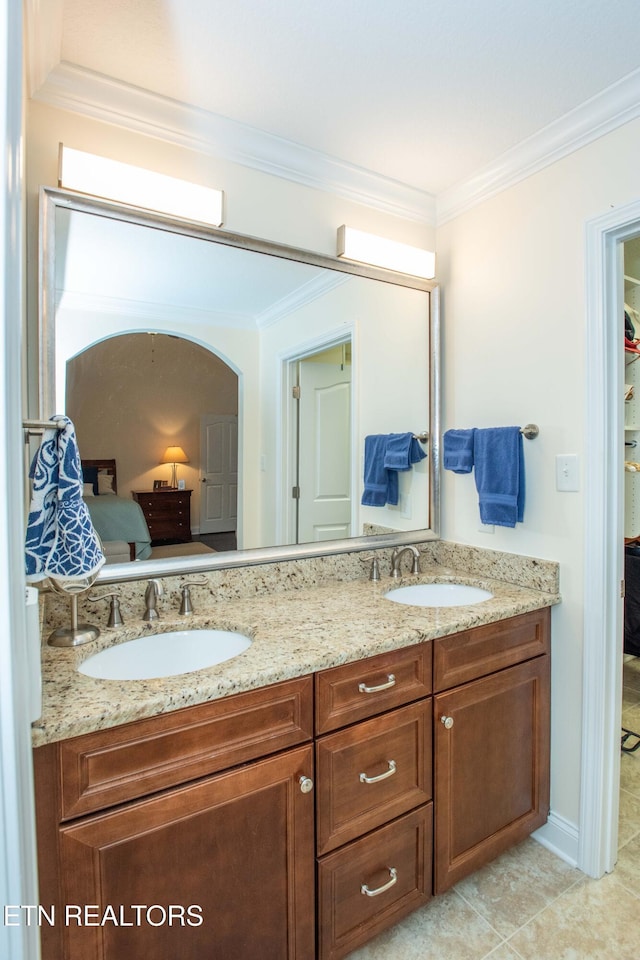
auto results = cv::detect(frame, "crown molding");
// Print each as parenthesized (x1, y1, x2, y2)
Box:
(437, 68, 640, 224)
(30, 51, 640, 229)
(33, 62, 437, 225)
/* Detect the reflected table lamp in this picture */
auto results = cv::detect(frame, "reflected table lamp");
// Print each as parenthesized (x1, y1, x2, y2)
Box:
(161, 445, 189, 489)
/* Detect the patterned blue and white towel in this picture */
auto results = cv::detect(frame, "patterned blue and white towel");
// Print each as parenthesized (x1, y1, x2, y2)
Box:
(25, 416, 105, 584)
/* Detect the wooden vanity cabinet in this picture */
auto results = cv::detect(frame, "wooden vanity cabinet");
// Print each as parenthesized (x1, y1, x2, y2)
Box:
(34, 606, 552, 959)
(433, 608, 551, 892)
(34, 676, 315, 960)
(315, 644, 434, 960)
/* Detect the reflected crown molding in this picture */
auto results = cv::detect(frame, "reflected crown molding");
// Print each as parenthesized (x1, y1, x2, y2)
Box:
(56, 290, 256, 330)
(256, 272, 349, 329)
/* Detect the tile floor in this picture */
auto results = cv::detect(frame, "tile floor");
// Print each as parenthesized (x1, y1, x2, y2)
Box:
(346, 658, 640, 960)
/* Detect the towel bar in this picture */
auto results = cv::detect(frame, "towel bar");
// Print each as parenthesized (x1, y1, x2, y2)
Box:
(520, 424, 539, 439)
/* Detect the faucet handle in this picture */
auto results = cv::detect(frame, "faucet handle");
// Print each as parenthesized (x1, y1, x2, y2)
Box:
(88, 593, 124, 628)
(358, 554, 381, 581)
(179, 578, 209, 616)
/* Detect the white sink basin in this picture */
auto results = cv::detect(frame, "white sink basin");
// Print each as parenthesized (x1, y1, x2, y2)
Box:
(384, 583, 493, 607)
(78, 629, 252, 680)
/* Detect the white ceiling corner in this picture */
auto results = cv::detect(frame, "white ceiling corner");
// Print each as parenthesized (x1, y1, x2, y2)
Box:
(437, 68, 640, 224)
(24, 0, 64, 99)
(25, 2, 640, 227)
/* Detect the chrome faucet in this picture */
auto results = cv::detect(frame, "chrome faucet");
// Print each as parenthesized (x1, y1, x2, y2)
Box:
(390, 545, 421, 579)
(143, 579, 163, 621)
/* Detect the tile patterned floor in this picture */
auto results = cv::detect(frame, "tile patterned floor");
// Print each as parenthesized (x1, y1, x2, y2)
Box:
(346, 658, 640, 960)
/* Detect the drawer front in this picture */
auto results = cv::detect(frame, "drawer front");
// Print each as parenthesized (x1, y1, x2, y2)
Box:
(317, 804, 433, 960)
(316, 643, 432, 734)
(147, 518, 189, 539)
(58, 676, 313, 819)
(316, 700, 431, 855)
(433, 607, 550, 692)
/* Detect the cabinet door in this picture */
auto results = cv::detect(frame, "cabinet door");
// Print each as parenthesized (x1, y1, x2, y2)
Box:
(433, 656, 550, 893)
(58, 744, 314, 960)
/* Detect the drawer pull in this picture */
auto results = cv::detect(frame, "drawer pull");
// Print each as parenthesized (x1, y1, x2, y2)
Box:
(361, 867, 398, 898)
(440, 715, 454, 729)
(359, 759, 396, 784)
(358, 673, 396, 694)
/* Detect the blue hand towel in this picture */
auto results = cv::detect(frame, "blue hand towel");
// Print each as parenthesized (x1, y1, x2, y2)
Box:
(25, 416, 105, 584)
(443, 429, 476, 474)
(473, 426, 525, 528)
(361, 434, 399, 506)
(383, 433, 427, 471)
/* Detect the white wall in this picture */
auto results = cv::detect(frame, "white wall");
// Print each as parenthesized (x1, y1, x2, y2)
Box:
(437, 117, 640, 838)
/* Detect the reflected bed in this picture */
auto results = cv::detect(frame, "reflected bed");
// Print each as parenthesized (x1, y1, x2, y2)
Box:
(81, 459, 152, 561)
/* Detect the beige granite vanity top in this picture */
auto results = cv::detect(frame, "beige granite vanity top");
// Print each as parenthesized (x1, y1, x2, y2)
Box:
(32, 564, 560, 747)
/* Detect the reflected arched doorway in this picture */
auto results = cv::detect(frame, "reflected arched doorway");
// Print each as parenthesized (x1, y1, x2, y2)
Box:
(66, 332, 238, 554)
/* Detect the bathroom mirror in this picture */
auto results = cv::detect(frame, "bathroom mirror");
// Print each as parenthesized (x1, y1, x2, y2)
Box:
(37, 186, 440, 582)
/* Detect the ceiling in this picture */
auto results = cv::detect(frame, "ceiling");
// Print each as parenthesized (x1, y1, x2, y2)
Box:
(26, 0, 640, 223)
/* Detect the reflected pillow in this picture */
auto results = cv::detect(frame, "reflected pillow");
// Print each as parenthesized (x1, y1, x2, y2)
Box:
(97, 473, 115, 495)
(82, 466, 98, 495)
(83, 482, 95, 498)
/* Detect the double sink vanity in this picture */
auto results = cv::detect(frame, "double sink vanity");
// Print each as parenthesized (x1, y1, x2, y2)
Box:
(32, 543, 559, 960)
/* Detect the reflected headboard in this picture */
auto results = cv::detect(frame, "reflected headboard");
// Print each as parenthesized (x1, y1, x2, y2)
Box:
(81, 458, 117, 494)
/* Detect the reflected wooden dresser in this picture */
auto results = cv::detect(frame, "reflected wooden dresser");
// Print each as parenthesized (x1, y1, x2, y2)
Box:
(132, 489, 192, 543)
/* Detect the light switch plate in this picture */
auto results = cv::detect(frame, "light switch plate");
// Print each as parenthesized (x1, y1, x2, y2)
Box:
(556, 454, 579, 492)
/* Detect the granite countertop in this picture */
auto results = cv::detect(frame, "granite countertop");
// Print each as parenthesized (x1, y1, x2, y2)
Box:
(32, 565, 560, 747)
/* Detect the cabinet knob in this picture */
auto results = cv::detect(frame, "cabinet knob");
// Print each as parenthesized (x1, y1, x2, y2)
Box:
(299, 775, 314, 794)
(440, 715, 454, 729)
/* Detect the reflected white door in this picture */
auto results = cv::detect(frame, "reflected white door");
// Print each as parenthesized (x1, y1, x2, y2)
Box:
(297, 362, 351, 542)
(200, 414, 238, 534)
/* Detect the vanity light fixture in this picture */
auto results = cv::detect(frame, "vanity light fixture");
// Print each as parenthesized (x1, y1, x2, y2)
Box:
(161, 446, 189, 489)
(337, 225, 435, 279)
(58, 146, 224, 227)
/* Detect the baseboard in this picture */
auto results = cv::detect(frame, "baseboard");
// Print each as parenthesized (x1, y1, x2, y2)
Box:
(532, 810, 580, 868)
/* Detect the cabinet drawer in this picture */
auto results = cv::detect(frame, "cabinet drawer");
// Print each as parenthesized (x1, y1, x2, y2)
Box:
(316, 700, 431, 855)
(56, 676, 313, 819)
(316, 643, 431, 734)
(317, 804, 432, 960)
(433, 607, 550, 692)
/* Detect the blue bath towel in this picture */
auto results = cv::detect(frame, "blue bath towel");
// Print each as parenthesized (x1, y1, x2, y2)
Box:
(473, 426, 525, 527)
(443, 428, 476, 474)
(25, 416, 105, 584)
(362, 434, 398, 506)
(383, 433, 427, 471)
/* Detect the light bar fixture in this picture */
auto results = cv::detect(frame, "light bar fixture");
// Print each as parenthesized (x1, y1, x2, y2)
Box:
(59, 146, 224, 227)
(337, 225, 435, 279)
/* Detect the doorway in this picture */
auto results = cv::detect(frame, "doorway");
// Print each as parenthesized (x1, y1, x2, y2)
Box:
(285, 338, 353, 545)
(582, 199, 640, 878)
(199, 413, 238, 536)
